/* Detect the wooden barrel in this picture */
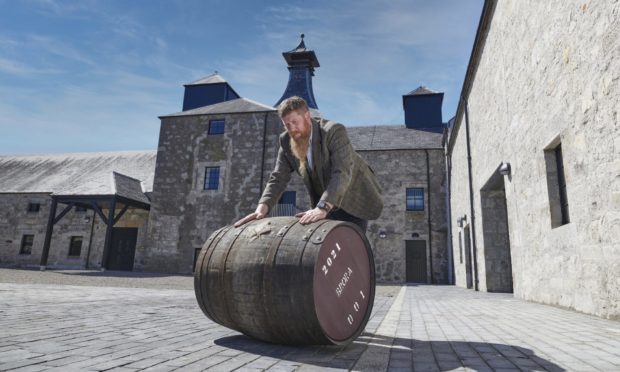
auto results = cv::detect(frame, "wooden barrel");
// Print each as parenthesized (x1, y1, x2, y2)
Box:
(194, 216, 376, 345)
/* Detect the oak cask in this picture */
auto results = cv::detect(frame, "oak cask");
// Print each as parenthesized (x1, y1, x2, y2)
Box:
(194, 216, 375, 345)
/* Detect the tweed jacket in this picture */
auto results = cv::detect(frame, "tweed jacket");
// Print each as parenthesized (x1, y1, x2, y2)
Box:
(259, 117, 383, 220)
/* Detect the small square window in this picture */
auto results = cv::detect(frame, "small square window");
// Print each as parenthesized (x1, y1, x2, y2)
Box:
(204, 167, 220, 190)
(68, 236, 83, 257)
(406, 188, 424, 211)
(27, 203, 40, 212)
(20, 235, 34, 255)
(208, 120, 225, 135)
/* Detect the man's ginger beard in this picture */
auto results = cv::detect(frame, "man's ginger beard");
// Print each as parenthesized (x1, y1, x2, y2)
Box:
(290, 132, 310, 174)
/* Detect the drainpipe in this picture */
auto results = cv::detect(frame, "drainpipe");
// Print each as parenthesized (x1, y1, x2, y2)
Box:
(462, 96, 479, 291)
(425, 150, 433, 284)
(259, 112, 269, 195)
(444, 141, 454, 285)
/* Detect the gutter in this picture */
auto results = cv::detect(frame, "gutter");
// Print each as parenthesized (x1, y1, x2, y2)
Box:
(443, 0, 496, 290)
(444, 132, 454, 285)
(447, 0, 498, 154)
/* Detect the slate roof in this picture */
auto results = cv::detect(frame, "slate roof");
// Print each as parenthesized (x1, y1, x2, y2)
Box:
(0, 151, 157, 202)
(287, 37, 308, 53)
(406, 86, 440, 96)
(185, 73, 227, 86)
(111, 172, 151, 205)
(283, 34, 320, 68)
(162, 97, 275, 118)
(347, 125, 443, 151)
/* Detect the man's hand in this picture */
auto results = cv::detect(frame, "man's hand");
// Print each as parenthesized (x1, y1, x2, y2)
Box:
(296, 207, 328, 225)
(234, 203, 269, 227)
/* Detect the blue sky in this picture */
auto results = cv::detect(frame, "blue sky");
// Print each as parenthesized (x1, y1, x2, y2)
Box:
(0, 0, 483, 155)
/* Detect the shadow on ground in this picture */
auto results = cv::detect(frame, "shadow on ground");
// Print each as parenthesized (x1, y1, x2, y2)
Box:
(215, 333, 565, 371)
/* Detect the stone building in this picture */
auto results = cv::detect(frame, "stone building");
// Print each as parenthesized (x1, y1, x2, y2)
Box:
(0, 37, 450, 285)
(0, 151, 156, 270)
(447, 0, 619, 319)
(1, 1, 617, 321)
(144, 37, 450, 283)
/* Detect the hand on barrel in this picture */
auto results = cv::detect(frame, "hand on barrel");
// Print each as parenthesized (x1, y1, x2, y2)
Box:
(234, 203, 269, 227)
(296, 207, 328, 225)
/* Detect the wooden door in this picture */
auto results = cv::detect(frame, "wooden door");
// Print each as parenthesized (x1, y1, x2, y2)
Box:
(106, 228, 138, 271)
(406, 240, 427, 283)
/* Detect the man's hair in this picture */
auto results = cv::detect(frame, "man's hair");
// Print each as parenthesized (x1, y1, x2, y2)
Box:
(277, 96, 309, 118)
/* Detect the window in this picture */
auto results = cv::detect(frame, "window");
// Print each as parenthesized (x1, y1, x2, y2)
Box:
(75, 205, 87, 212)
(27, 203, 40, 212)
(68, 236, 83, 257)
(544, 141, 570, 228)
(555, 145, 569, 225)
(20, 235, 34, 255)
(406, 188, 424, 211)
(204, 167, 220, 190)
(208, 119, 225, 135)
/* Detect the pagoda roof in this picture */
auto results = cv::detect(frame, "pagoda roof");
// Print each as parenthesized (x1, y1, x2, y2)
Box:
(405, 86, 442, 96)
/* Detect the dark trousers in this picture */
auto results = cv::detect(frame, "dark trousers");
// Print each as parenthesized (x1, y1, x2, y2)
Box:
(327, 208, 368, 233)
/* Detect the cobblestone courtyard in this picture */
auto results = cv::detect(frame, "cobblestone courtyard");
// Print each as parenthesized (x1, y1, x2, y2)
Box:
(0, 268, 618, 371)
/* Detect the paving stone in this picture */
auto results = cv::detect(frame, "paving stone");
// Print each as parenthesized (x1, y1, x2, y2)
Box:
(0, 359, 47, 372)
(38, 355, 92, 367)
(1, 271, 620, 371)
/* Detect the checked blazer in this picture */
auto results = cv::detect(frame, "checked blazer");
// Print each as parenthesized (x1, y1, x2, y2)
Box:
(259, 117, 383, 220)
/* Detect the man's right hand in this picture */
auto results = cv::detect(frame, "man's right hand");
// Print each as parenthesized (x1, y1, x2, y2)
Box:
(234, 203, 269, 227)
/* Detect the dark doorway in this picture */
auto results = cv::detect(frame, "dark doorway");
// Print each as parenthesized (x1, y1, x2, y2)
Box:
(481, 171, 513, 293)
(405, 240, 427, 283)
(106, 228, 138, 271)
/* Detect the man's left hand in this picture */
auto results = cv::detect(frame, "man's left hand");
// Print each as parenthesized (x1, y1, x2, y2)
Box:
(295, 207, 328, 224)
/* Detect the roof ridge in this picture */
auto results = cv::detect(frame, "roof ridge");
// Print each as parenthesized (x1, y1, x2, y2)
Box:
(0, 150, 157, 159)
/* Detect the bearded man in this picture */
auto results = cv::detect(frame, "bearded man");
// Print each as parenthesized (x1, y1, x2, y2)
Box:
(234, 96, 383, 232)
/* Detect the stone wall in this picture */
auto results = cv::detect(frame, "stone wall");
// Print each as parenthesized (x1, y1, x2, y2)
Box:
(144, 111, 297, 273)
(0, 194, 149, 270)
(145, 110, 449, 281)
(363, 149, 448, 283)
(449, 0, 620, 319)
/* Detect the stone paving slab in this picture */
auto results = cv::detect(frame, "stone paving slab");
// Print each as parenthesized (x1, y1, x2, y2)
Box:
(0, 269, 619, 371)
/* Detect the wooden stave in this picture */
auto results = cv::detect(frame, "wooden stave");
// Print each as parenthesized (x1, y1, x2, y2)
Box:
(193, 216, 375, 345)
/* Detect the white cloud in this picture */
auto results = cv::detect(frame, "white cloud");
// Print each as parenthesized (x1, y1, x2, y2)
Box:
(0, 57, 61, 76)
(28, 35, 97, 67)
(0, 0, 483, 154)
